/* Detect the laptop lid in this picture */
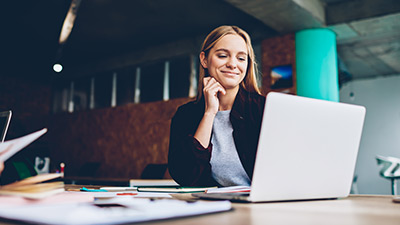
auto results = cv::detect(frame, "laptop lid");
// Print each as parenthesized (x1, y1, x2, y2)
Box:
(249, 92, 365, 202)
(0, 110, 12, 142)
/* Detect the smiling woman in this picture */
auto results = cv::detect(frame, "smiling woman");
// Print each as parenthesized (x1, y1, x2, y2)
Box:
(200, 34, 248, 95)
(168, 25, 265, 187)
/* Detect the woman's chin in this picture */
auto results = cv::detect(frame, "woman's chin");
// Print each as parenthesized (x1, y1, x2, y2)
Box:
(220, 82, 241, 91)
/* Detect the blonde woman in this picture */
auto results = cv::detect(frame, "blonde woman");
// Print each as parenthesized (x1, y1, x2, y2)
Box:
(168, 25, 265, 187)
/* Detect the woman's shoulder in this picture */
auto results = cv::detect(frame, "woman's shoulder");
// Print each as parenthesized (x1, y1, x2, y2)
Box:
(174, 99, 204, 119)
(239, 88, 266, 106)
(249, 91, 265, 101)
(249, 92, 266, 113)
(171, 99, 205, 132)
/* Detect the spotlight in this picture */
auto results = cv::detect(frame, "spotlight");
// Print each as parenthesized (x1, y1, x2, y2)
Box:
(53, 63, 63, 73)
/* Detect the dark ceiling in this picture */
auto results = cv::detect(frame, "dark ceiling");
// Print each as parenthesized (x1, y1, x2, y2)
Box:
(67, 0, 275, 59)
(1, 0, 275, 82)
(1, 0, 400, 83)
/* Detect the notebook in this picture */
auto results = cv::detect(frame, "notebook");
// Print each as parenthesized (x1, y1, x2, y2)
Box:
(194, 92, 366, 202)
(0, 110, 12, 142)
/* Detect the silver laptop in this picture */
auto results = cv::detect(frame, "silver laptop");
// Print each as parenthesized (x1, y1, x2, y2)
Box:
(194, 92, 366, 202)
(0, 110, 12, 142)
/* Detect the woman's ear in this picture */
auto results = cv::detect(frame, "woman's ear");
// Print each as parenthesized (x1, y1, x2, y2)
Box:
(199, 52, 207, 69)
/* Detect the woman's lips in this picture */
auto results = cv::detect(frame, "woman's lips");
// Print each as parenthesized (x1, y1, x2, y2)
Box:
(221, 71, 239, 76)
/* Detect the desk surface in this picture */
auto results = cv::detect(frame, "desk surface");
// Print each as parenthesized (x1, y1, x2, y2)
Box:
(0, 195, 399, 225)
(158, 195, 400, 225)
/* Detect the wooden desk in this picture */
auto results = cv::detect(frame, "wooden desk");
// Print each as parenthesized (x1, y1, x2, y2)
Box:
(0, 195, 399, 225)
(156, 195, 400, 225)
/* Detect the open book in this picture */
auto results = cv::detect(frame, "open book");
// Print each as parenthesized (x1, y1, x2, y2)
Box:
(0, 128, 65, 199)
(0, 173, 64, 199)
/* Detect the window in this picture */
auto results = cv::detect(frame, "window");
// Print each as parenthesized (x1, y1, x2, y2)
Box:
(52, 80, 70, 113)
(52, 54, 197, 113)
(117, 67, 137, 106)
(140, 61, 164, 103)
(73, 77, 91, 111)
(170, 56, 191, 99)
(94, 72, 112, 109)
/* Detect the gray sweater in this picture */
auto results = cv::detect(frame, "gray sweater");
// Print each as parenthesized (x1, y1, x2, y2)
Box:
(210, 110, 251, 187)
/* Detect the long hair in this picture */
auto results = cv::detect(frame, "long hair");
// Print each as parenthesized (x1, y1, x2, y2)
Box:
(197, 25, 261, 100)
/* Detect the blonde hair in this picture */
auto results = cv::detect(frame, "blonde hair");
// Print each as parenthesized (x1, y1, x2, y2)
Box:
(197, 25, 261, 100)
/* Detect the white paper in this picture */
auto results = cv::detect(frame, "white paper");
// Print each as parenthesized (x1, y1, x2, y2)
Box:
(0, 198, 231, 225)
(0, 128, 47, 161)
(99, 186, 137, 192)
(92, 191, 172, 199)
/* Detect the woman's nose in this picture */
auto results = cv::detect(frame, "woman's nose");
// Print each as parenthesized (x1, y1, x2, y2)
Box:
(226, 58, 237, 69)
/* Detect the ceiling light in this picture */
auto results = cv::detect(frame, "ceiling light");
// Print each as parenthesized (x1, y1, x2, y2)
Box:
(53, 63, 63, 73)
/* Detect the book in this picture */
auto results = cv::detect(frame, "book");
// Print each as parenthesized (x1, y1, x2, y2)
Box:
(0, 173, 65, 199)
(129, 179, 179, 187)
(84, 179, 178, 192)
(0, 128, 63, 199)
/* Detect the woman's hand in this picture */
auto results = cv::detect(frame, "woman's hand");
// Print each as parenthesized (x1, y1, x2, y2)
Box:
(0, 161, 4, 175)
(203, 77, 226, 115)
(193, 77, 226, 148)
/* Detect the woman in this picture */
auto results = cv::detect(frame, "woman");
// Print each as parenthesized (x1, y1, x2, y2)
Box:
(168, 25, 265, 187)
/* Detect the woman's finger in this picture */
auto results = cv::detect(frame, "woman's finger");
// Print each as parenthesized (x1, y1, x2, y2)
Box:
(203, 77, 212, 88)
(206, 80, 226, 96)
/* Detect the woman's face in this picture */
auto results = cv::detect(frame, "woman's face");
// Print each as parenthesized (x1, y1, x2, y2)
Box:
(201, 34, 248, 91)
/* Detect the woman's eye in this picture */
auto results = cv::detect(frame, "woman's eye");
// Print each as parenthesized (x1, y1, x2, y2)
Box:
(238, 57, 246, 61)
(218, 55, 227, 58)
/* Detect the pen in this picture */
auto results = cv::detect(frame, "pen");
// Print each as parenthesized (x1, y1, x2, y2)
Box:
(80, 187, 108, 192)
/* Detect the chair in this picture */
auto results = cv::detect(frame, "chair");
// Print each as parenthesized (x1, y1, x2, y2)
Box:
(376, 155, 400, 195)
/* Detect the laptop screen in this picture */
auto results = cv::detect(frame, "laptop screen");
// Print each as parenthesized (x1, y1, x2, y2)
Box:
(0, 110, 12, 142)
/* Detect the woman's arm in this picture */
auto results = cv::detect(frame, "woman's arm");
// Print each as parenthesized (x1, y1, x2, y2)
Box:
(193, 77, 225, 147)
(168, 78, 226, 186)
(168, 104, 219, 187)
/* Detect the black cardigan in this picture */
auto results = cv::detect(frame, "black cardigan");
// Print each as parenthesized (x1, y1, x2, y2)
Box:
(168, 88, 265, 186)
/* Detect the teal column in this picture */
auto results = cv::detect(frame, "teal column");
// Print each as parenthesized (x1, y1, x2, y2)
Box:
(295, 29, 339, 102)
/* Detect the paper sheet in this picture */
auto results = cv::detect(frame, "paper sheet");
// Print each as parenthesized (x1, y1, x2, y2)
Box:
(0, 198, 231, 225)
(0, 128, 47, 161)
(0, 191, 94, 206)
(92, 191, 172, 199)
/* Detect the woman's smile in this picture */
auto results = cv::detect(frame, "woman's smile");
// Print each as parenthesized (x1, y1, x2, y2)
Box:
(221, 70, 240, 76)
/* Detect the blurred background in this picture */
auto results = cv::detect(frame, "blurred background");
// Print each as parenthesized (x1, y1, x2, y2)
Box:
(0, 0, 399, 194)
